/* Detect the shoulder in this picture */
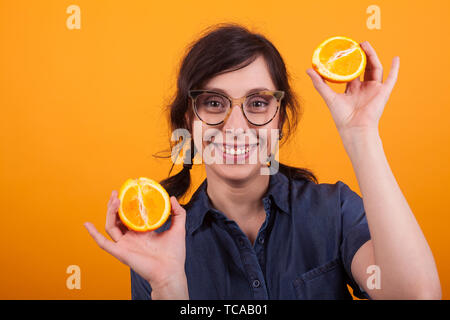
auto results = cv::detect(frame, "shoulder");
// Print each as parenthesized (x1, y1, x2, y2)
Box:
(287, 177, 364, 228)
(289, 177, 354, 206)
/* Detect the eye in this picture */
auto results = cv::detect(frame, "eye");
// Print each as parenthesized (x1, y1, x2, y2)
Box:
(250, 100, 268, 108)
(196, 93, 229, 115)
(197, 93, 227, 109)
(245, 95, 271, 113)
(205, 100, 223, 108)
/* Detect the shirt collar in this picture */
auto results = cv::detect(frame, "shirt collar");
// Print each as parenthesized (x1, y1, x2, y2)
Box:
(184, 179, 211, 235)
(265, 170, 291, 215)
(185, 171, 291, 235)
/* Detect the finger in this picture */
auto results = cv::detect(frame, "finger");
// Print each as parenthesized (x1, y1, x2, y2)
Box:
(361, 41, 383, 83)
(116, 217, 129, 234)
(169, 196, 186, 232)
(306, 68, 336, 105)
(105, 190, 124, 242)
(84, 222, 124, 260)
(107, 192, 113, 208)
(345, 76, 361, 94)
(384, 56, 400, 94)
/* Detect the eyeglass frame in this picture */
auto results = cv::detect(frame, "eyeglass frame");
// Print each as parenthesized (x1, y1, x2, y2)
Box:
(188, 89, 285, 126)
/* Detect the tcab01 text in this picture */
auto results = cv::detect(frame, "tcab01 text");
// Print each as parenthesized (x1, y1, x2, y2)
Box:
(224, 304, 267, 315)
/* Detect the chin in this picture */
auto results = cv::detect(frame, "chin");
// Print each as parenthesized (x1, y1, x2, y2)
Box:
(209, 163, 262, 182)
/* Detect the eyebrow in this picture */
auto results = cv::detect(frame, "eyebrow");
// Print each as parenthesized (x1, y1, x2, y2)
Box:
(202, 87, 270, 96)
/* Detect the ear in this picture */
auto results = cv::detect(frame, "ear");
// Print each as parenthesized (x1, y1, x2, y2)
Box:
(277, 116, 286, 142)
(277, 115, 284, 132)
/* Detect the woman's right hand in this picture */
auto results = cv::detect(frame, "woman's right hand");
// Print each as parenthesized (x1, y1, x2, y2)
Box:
(84, 191, 189, 299)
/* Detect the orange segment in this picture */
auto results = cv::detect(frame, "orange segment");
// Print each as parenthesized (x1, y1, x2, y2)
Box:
(312, 36, 366, 83)
(141, 184, 167, 225)
(122, 186, 146, 229)
(118, 177, 171, 232)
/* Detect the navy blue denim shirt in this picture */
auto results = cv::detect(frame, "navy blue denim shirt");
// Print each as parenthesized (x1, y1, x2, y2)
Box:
(130, 171, 372, 299)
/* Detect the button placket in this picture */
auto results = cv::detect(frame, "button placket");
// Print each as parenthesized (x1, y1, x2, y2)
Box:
(258, 235, 265, 244)
(221, 205, 270, 299)
(253, 197, 271, 251)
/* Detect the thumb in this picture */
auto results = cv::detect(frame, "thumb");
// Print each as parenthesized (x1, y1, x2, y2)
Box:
(306, 68, 336, 105)
(169, 196, 186, 231)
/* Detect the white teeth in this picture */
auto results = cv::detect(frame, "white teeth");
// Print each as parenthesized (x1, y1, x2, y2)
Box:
(219, 145, 251, 155)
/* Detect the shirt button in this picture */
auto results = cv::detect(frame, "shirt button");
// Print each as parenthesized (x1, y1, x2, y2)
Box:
(252, 279, 261, 288)
(258, 236, 265, 244)
(238, 238, 245, 247)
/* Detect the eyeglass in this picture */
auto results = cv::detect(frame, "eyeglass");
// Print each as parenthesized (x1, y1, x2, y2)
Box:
(188, 89, 285, 126)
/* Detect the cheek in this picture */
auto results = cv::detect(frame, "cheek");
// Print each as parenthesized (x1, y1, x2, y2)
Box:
(259, 119, 281, 149)
(191, 121, 207, 141)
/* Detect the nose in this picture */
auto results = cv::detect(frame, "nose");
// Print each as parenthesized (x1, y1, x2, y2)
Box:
(222, 104, 249, 133)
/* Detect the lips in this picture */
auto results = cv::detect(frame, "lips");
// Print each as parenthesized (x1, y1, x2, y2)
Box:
(215, 143, 258, 156)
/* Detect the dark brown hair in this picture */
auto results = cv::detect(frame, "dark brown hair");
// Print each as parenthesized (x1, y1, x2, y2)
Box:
(157, 23, 318, 199)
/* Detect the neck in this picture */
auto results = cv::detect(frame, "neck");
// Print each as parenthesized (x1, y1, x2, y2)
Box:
(205, 168, 269, 222)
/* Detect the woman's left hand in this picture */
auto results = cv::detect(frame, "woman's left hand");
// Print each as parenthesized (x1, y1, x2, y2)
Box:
(306, 41, 400, 137)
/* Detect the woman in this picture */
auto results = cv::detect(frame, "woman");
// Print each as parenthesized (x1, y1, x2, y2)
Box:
(84, 23, 441, 299)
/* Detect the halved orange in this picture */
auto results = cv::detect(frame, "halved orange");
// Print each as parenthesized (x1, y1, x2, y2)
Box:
(118, 177, 171, 232)
(312, 36, 366, 83)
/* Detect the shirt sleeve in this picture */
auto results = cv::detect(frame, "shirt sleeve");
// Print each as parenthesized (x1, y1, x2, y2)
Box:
(337, 180, 372, 299)
(130, 268, 152, 300)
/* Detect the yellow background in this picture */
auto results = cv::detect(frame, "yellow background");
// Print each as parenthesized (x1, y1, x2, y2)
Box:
(1, 0, 449, 299)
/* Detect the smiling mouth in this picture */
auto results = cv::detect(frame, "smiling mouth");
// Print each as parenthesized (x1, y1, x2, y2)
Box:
(213, 143, 258, 156)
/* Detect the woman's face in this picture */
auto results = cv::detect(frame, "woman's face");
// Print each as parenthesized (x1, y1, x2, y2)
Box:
(191, 55, 281, 183)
